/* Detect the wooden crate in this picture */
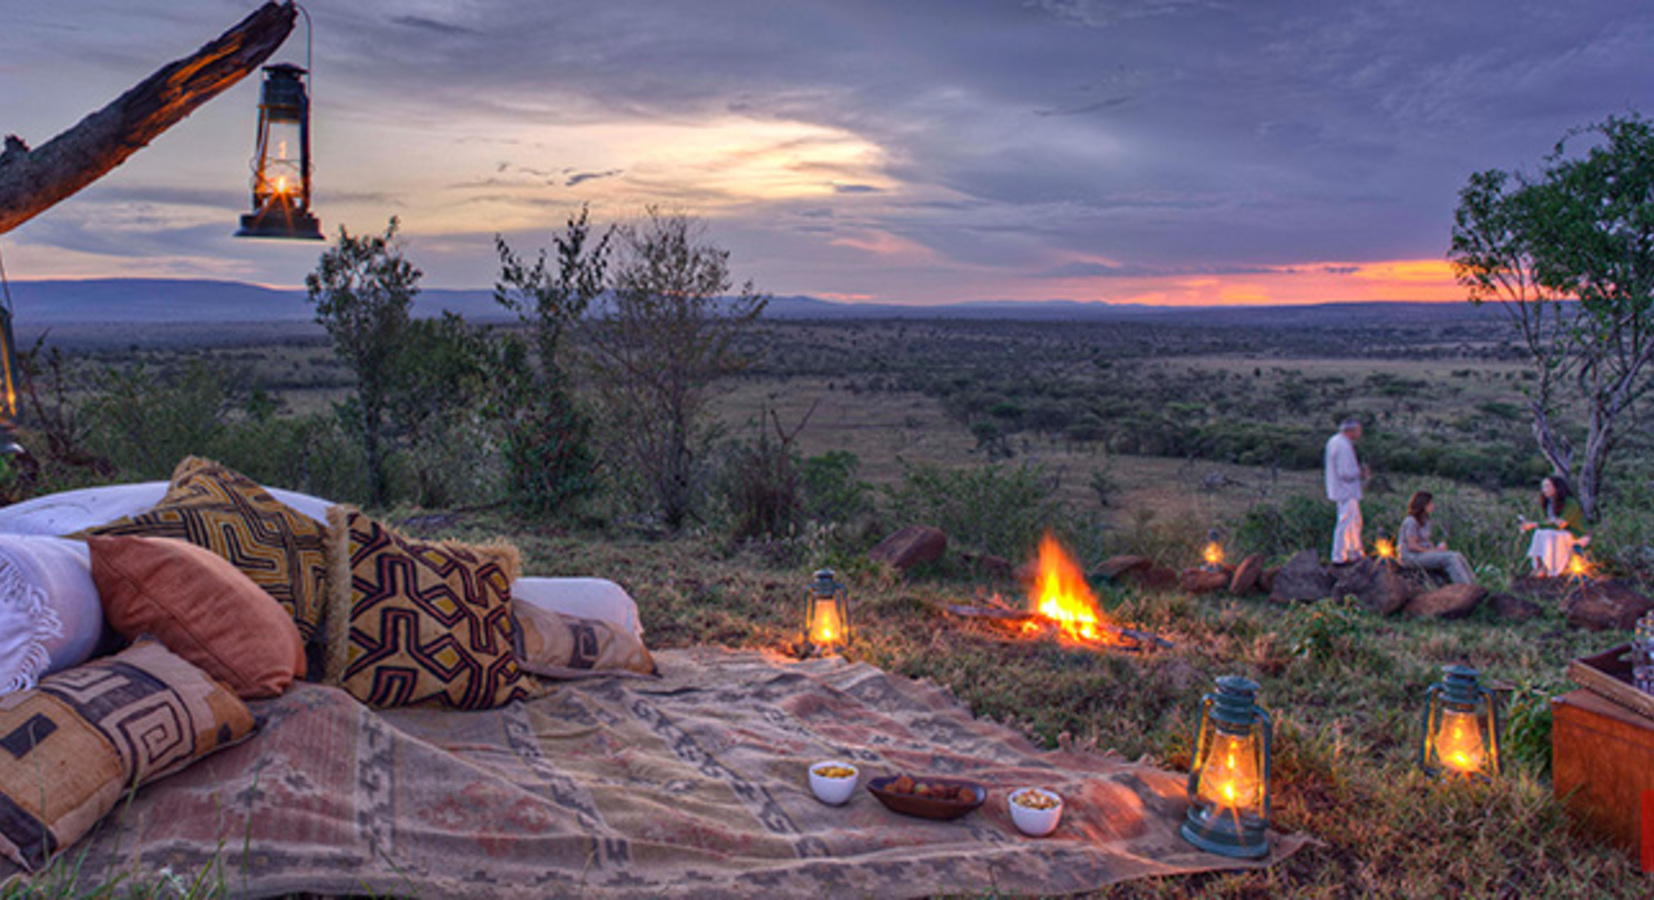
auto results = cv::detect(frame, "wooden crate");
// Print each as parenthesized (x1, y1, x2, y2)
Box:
(1552, 688, 1654, 862)
(1566, 644, 1654, 721)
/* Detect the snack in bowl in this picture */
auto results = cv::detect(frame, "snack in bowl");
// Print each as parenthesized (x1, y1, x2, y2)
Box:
(868, 774, 987, 820)
(1007, 787, 1064, 837)
(808, 760, 860, 805)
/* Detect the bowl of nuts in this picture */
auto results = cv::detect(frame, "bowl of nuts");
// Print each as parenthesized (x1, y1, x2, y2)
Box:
(1007, 787, 1063, 837)
(808, 761, 860, 805)
(867, 774, 987, 820)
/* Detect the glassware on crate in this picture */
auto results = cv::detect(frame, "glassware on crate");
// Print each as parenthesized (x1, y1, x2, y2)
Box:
(1633, 612, 1654, 694)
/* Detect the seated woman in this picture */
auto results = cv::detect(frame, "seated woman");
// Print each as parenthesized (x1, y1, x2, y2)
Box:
(1519, 474, 1587, 577)
(1399, 491, 1475, 584)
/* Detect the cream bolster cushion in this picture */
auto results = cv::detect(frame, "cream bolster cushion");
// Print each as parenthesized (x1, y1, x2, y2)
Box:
(0, 483, 644, 639)
(0, 536, 103, 693)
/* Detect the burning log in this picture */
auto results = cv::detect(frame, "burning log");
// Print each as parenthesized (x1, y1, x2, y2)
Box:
(946, 604, 1173, 651)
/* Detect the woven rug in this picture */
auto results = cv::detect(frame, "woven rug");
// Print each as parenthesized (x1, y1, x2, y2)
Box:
(3, 647, 1307, 898)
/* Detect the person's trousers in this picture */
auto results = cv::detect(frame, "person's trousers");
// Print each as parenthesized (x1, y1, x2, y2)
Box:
(1331, 498, 1363, 563)
(1406, 550, 1475, 585)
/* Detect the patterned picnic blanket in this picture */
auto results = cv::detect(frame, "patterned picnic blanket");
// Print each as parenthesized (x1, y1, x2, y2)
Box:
(4, 647, 1306, 898)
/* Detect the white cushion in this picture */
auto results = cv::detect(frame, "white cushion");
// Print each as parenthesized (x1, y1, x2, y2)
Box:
(0, 535, 102, 693)
(0, 481, 330, 536)
(512, 577, 643, 638)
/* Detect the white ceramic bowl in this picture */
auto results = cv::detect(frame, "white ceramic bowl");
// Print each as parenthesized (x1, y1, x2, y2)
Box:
(809, 761, 860, 805)
(1008, 787, 1063, 837)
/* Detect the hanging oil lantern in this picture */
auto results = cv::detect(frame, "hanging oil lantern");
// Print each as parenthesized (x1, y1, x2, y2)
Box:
(0, 303, 21, 455)
(235, 63, 323, 240)
(1418, 664, 1500, 781)
(803, 568, 851, 656)
(1181, 675, 1272, 859)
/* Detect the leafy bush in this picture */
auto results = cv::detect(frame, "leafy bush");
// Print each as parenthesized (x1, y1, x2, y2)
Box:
(881, 460, 1065, 559)
(801, 450, 873, 525)
(1232, 495, 1337, 561)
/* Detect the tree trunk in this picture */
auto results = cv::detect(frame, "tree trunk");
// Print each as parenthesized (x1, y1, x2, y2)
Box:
(0, 2, 296, 235)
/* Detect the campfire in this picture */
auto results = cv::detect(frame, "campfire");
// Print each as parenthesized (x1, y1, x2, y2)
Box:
(948, 533, 1170, 652)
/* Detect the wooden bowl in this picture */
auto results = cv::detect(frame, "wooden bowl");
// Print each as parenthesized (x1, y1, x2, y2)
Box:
(866, 775, 987, 820)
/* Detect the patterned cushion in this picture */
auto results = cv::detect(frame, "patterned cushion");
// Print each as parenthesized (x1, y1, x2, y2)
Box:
(0, 640, 255, 872)
(82, 457, 329, 672)
(513, 600, 657, 679)
(323, 507, 530, 710)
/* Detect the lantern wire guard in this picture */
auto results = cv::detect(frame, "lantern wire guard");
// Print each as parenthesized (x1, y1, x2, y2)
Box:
(1181, 675, 1272, 859)
(235, 3, 323, 240)
(1418, 664, 1500, 781)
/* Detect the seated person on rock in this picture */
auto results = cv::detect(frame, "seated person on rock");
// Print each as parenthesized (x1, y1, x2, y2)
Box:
(1519, 474, 1588, 577)
(1398, 491, 1475, 585)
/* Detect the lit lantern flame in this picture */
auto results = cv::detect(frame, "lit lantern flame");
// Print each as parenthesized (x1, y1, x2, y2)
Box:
(1195, 731, 1263, 811)
(1025, 533, 1107, 644)
(1435, 708, 1486, 775)
(809, 602, 843, 648)
(1374, 538, 1396, 560)
(1203, 542, 1224, 568)
(1567, 553, 1592, 580)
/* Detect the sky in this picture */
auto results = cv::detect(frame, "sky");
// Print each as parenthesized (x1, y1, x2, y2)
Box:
(0, 0, 1649, 307)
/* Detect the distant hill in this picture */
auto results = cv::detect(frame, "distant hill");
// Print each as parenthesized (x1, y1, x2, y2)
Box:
(4, 278, 1503, 329)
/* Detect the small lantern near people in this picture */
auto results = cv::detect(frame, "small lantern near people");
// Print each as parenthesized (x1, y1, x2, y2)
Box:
(1201, 532, 1224, 572)
(1374, 536, 1397, 562)
(1418, 664, 1500, 781)
(1181, 675, 1272, 859)
(803, 568, 852, 656)
(235, 63, 323, 240)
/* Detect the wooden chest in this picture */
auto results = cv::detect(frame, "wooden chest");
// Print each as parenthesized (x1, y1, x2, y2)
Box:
(1552, 688, 1654, 863)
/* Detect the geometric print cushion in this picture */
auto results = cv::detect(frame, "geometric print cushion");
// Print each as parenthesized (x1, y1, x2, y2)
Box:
(82, 457, 329, 674)
(323, 506, 530, 711)
(0, 639, 255, 872)
(512, 600, 657, 679)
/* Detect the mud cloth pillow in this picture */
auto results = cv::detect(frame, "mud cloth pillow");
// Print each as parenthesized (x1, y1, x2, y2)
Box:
(0, 639, 255, 872)
(323, 506, 530, 710)
(80, 457, 329, 675)
(89, 535, 305, 699)
(513, 599, 657, 679)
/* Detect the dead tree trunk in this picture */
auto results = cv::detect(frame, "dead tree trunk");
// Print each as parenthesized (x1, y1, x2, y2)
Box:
(0, 2, 296, 236)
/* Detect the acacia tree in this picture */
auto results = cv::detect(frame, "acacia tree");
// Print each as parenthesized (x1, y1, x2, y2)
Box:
(305, 218, 420, 507)
(491, 206, 611, 516)
(587, 209, 767, 530)
(1450, 114, 1654, 519)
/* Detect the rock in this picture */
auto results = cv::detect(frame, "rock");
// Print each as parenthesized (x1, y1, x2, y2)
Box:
(1331, 557, 1415, 616)
(1093, 555, 1152, 581)
(868, 525, 947, 571)
(1268, 550, 1334, 604)
(1489, 593, 1542, 622)
(1181, 568, 1230, 594)
(1229, 554, 1265, 596)
(1123, 565, 1179, 593)
(1403, 583, 1489, 619)
(1560, 579, 1654, 631)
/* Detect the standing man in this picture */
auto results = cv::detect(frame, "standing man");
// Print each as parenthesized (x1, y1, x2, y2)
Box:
(1324, 418, 1369, 563)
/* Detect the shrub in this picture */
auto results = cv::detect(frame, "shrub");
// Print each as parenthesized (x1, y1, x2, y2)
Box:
(1232, 495, 1337, 561)
(881, 460, 1065, 559)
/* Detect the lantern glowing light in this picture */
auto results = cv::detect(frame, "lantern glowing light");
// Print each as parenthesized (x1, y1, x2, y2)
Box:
(1181, 676, 1272, 859)
(1374, 538, 1396, 560)
(235, 62, 323, 240)
(1202, 542, 1224, 571)
(802, 568, 852, 656)
(1418, 665, 1500, 781)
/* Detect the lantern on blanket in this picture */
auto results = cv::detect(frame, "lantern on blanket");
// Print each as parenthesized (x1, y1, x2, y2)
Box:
(235, 62, 323, 240)
(803, 568, 851, 656)
(1418, 664, 1500, 781)
(1181, 675, 1272, 859)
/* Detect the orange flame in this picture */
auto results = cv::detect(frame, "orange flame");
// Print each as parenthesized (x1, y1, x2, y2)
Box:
(1023, 533, 1114, 644)
(1375, 538, 1396, 560)
(1202, 542, 1224, 568)
(1567, 553, 1593, 580)
(809, 602, 844, 648)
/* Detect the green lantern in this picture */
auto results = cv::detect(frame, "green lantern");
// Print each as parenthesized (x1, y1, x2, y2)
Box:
(1181, 675, 1272, 859)
(803, 568, 851, 656)
(1418, 664, 1500, 781)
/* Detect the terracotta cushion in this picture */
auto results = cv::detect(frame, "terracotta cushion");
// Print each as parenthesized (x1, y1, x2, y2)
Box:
(0, 640, 255, 872)
(89, 535, 305, 699)
(324, 506, 529, 710)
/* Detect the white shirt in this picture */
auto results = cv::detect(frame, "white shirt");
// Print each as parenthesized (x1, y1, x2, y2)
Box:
(1324, 432, 1362, 502)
